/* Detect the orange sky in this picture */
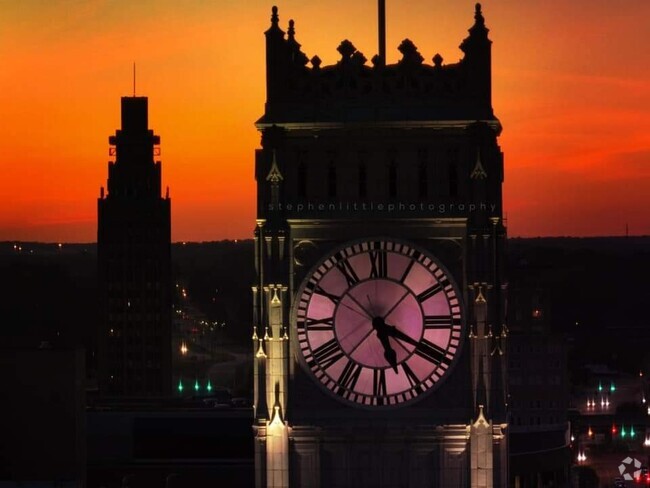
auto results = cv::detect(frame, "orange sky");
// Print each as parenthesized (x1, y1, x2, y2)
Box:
(0, 0, 648, 242)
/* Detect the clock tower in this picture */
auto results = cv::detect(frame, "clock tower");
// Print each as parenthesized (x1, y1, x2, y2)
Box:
(253, 4, 508, 487)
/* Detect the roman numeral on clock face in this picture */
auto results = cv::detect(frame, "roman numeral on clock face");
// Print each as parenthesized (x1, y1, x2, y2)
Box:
(314, 286, 341, 305)
(308, 338, 344, 369)
(401, 361, 423, 394)
(424, 315, 453, 329)
(373, 368, 387, 398)
(417, 283, 442, 302)
(399, 259, 415, 283)
(305, 316, 334, 330)
(369, 248, 388, 278)
(336, 259, 360, 287)
(413, 338, 450, 365)
(337, 360, 362, 393)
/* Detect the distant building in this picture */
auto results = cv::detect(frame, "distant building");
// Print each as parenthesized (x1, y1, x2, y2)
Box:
(97, 97, 172, 397)
(508, 278, 571, 487)
(0, 347, 85, 486)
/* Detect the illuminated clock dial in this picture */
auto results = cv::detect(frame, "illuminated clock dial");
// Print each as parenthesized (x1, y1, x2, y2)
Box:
(295, 239, 463, 408)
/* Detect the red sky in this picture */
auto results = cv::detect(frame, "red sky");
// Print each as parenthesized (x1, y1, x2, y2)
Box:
(0, 0, 648, 242)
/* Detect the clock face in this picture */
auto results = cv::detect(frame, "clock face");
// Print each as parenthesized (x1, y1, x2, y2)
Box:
(295, 239, 463, 408)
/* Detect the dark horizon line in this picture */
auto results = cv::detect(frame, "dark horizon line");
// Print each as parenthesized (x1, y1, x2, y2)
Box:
(1, 235, 650, 246)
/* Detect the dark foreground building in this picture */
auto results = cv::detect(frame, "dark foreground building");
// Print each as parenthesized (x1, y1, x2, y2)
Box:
(97, 97, 172, 397)
(507, 278, 570, 487)
(0, 347, 86, 486)
(253, 3, 508, 487)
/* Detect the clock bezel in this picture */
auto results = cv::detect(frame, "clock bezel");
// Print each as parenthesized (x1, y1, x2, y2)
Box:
(291, 236, 466, 410)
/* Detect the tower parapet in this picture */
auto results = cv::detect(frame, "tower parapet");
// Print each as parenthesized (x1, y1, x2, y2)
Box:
(260, 3, 495, 127)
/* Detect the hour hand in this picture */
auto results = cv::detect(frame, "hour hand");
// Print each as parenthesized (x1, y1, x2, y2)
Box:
(379, 335, 398, 373)
(372, 317, 399, 373)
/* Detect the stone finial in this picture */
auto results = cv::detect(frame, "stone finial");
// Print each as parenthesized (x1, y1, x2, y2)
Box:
(288, 19, 295, 40)
(337, 39, 357, 60)
(351, 50, 367, 67)
(266, 150, 284, 183)
(475, 3, 484, 25)
(471, 148, 488, 179)
(271, 5, 279, 26)
(310, 55, 322, 70)
(433, 53, 443, 68)
(398, 39, 424, 66)
(467, 2, 489, 38)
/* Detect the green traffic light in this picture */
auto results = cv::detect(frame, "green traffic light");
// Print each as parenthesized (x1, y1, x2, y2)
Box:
(194, 379, 200, 392)
(177, 379, 183, 393)
(610, 382, 616, 393)
(207, 380, 213, 392)
(621, 426, 627, 438)
(598, 382, 603, 392)
(631, 426, 636, 438)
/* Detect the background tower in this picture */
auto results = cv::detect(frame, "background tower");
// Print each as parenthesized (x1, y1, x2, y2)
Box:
(97, 96, 172, 397)
(253, 4, 507, 487)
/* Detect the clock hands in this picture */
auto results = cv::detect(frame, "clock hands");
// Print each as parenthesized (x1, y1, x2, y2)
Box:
(384, 322, 447, 365)
(371, 316, 398, 373)
(384, 324, 419, 347)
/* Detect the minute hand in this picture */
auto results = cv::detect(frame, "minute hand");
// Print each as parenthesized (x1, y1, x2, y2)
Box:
(384, 325, 419, 347)
(385, 324, 447, 364)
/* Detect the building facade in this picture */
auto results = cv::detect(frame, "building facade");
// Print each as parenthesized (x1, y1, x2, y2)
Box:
(97, 97, 172, 397)
(506, 256, 572, 487)
(253, 4, 508, 487)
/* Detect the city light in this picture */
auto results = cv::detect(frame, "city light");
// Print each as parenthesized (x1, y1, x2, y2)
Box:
(588, 427, 593, 437)
(180, 342, 188, 356)
(644, 436, 650, 447)
(207, 380, 213, 393)
(621, 425, 627, 438)
(194, 379, 200, 392)
(577, 451, 587, 463)
(610, 382, 616, 393)
(177, 379, 183, 393)
(598, 381, 603, 393)
(630, 426, 636, 438)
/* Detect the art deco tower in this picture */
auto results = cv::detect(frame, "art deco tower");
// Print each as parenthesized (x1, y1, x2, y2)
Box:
(97, 97, 171, 397)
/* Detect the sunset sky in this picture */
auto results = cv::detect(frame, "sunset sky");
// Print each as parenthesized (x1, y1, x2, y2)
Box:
(0, 0, 648, 242)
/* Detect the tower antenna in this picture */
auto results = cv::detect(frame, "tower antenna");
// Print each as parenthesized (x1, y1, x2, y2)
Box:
(133, 62, 136, 97)
(378, 0, 386, 63)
